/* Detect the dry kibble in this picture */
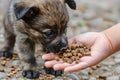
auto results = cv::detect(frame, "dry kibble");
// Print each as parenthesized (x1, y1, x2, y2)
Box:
(1, 60, 7, 66)
(99, 75, 107, 80)
(16, 67, 22, 71)
(7, 73, 13, 77)
(91, 66, 97, 70)
(6, 58, 10, 61)
(0, 68, 4, 72)
(1, 57, 7, 60)
(88, 70, 93, 75)
(75, 49, 80, 53)
(10, 65, 15, 68)
(66, 49, 71, 53)
(39, 74, 55, 80)
(7, 71, 17, 76)
(10, 68, 15, 71)
(70, 45, 75, 50)
(73, 52, 77, 56)
(63, 53, 68, 58)
(78, 53, 82, 58)
(71, 50, 76, 54)
(56, 44, 91, 64)
(63, 58, 68, 62)
(79, 48, 84, 53)
(67, 59, 72, 64)
(67, 53, 72, 57)
(55, 57, 60, 61)
(71, 56, 75, 61)
(84, 52, 91, 56)
(75, 60, 79, 64)
(12, 71, 17, 74)
(85, 48, 90, 52)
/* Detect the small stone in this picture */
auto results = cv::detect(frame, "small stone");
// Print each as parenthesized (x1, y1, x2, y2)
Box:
(0, 72, 7, 79)
(89, 77, 96, 80)
(80, 70, 89, 76)
(12, 60, 20, 66)
(107, 76, 120, 80)
(66, 73, 80, 80)
(9, 77, 17, 80)
(115, 66, 120, 73)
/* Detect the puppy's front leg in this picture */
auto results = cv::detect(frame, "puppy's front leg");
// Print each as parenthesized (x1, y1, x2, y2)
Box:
(17, 34, 40, 79)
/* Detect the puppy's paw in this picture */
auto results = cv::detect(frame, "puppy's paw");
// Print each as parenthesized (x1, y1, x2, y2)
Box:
(22, 70, 40, 79)
(44, 67, 63, 76)
(0, 51, 13, 58)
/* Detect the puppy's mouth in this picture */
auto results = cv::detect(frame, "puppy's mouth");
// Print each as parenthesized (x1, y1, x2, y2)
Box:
(44, 45, 68, 54)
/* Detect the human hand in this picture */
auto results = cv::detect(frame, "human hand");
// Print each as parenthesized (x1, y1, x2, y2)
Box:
(42, 32, 113, 72)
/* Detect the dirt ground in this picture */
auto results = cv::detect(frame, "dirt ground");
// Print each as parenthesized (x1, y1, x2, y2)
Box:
(0, 0, 120, 80)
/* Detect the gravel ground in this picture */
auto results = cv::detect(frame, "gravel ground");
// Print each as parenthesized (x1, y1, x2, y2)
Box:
(0, 0, 120, 80)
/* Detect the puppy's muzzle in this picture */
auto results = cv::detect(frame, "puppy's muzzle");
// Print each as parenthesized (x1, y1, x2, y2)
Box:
(53, 40, 68, 53)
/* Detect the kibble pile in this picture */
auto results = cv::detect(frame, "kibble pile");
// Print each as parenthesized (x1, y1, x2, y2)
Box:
(55, 44, 91, 64)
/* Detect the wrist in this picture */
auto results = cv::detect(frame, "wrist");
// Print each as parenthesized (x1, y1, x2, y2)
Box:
(103, 23, 120, 53)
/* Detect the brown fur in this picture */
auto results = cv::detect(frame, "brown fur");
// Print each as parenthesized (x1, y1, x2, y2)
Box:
(1, 0, 76, 79)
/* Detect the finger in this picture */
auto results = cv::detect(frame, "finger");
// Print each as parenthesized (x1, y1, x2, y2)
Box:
(53, 63, 73, 71)
(44, 60, 60, 68)
(64, 62, 89, 72)
(42, 53, 56, 60)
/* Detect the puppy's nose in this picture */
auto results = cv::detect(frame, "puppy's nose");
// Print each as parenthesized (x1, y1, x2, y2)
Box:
(56, 41, 62, 47)
(56, 41, 68, 51)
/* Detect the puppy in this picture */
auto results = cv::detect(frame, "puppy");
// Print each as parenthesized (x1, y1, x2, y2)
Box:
(0, 0, 76, 79)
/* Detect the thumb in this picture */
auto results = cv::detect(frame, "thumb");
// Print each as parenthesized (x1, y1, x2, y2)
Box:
(69, 32, 99, 47)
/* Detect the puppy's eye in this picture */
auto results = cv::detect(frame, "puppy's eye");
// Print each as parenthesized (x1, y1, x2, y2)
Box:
(44, 30, 55, 38)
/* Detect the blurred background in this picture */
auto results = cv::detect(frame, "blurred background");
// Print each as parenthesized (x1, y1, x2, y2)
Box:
(0, 0, 120, 80)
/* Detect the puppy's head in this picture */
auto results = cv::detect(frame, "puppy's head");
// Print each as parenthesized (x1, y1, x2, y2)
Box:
(14, 0, 76, 53)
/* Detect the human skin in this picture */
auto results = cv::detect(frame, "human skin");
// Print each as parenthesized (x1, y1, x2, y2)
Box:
(42, 23, 120, 73)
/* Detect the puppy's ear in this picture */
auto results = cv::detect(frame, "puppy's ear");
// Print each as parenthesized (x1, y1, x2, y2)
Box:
(13, 3, 31, 20)
(14, 3, 40, 21)
(65, 0, 76, 10)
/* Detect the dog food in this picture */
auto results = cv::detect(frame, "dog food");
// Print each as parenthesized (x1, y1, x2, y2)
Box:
(56, 44, 91, 64)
